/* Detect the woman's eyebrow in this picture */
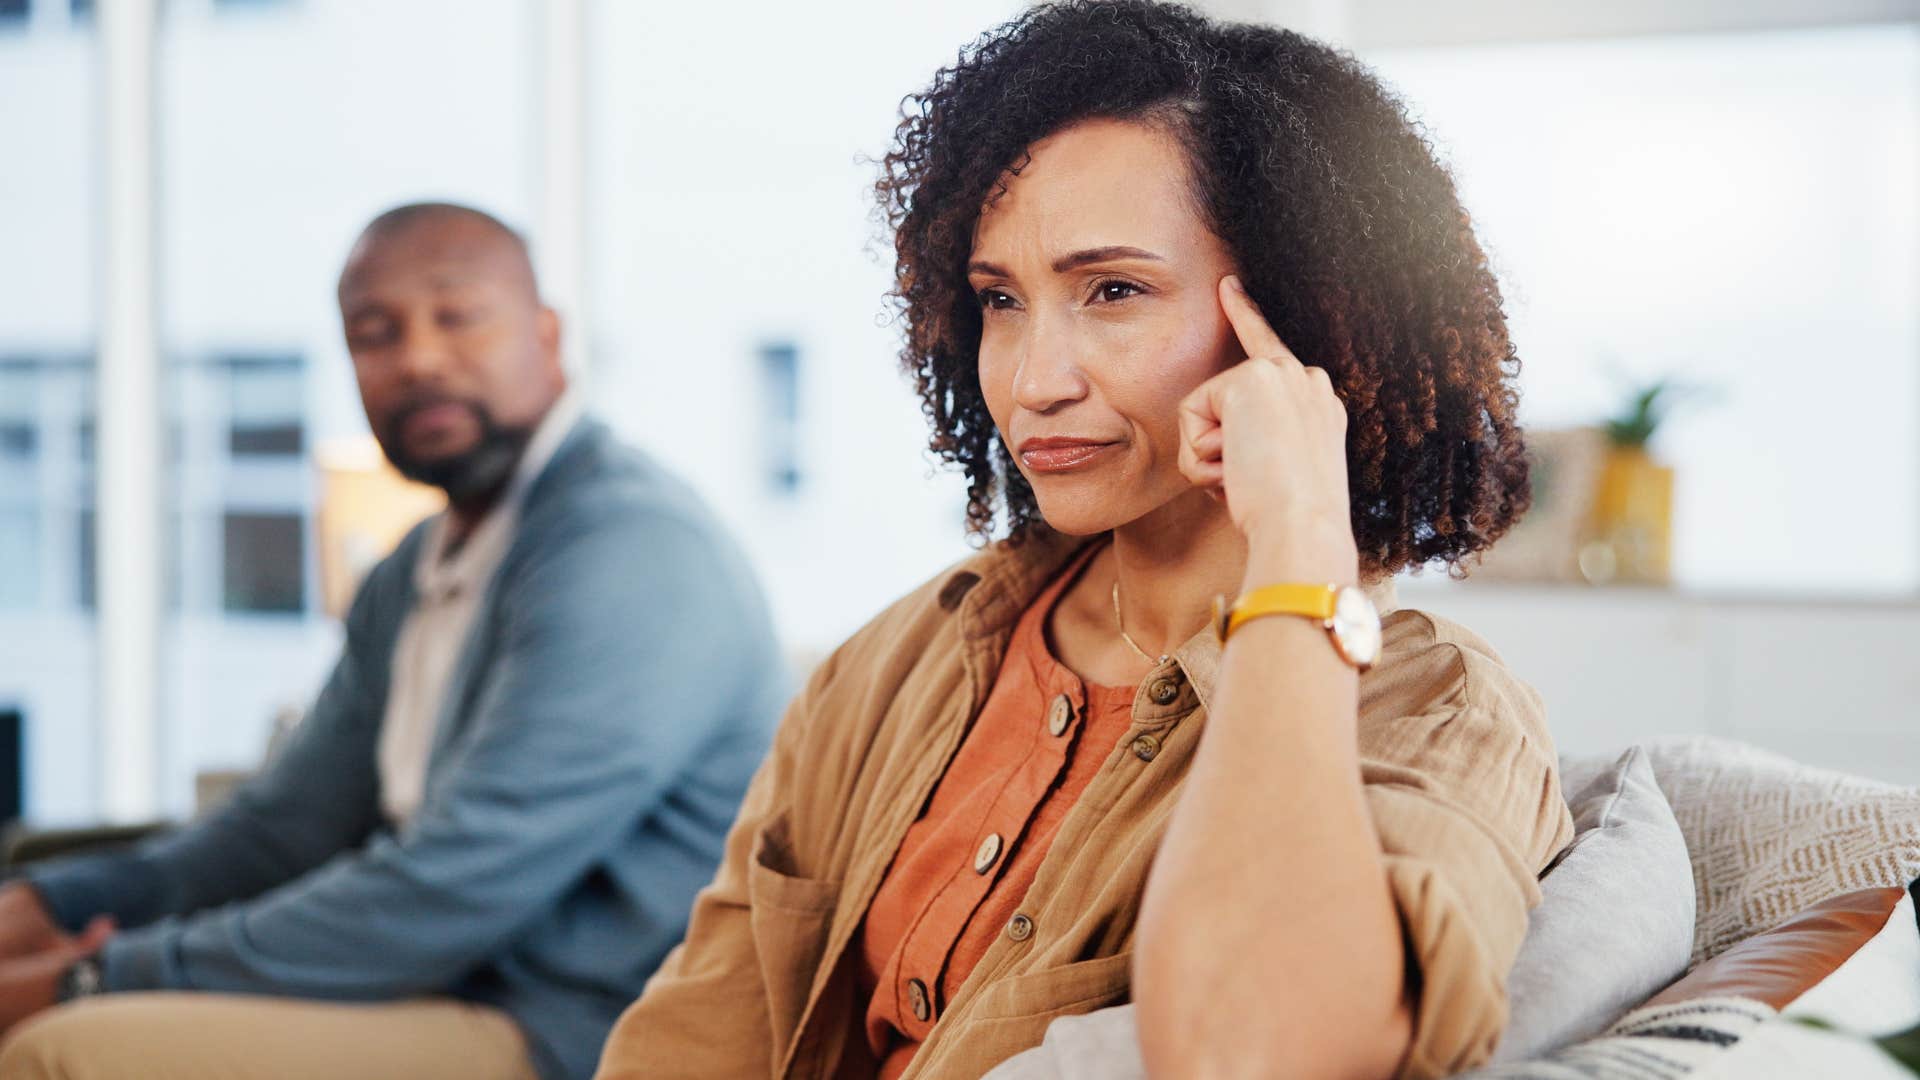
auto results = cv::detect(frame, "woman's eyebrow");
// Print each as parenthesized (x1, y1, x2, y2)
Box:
(1051, 245, 1163, 272)
(968, 246, 1166, 280)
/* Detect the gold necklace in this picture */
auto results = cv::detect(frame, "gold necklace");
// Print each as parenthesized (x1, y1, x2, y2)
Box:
(1111, 580, 1163, 664)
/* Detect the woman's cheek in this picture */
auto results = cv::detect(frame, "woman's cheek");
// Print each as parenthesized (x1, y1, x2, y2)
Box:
(976, 340, 1016, 431)
(1115, 317, 1222, 413)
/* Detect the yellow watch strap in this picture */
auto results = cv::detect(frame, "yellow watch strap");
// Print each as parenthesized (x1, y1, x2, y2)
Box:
(1219, 583, 1339, 642)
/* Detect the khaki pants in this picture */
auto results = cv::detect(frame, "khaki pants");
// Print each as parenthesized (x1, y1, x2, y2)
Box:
(0, 992, 542, 1080)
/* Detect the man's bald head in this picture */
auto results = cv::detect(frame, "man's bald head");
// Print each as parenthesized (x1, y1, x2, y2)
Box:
(338, 202, 540, 303)
(337, 202, 565, 512)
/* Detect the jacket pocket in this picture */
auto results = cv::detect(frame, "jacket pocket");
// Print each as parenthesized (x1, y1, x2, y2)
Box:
(746, 813, 840, 1059)
(965, 951, 1134, 1023)
(917, 953, 1136, 1079)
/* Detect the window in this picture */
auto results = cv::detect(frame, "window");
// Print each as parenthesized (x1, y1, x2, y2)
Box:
(0, 367, 35, 460)
(74, 505, 93, 610)
(0, 367, 41, 609)
(0, 509, 38, 609)
(224, 354, 304, 457)
(221, 512, 303, 613)
(0, 424, 35, 459)
(758, 341, 803, 495)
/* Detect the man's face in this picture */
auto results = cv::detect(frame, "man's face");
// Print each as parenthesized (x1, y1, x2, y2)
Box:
(337, 215, 563, 502)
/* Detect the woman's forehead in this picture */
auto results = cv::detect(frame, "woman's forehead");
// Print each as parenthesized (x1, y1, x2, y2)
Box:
(971, 118, 1207, 266)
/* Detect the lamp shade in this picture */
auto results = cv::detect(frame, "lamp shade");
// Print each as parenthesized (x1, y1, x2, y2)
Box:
(314, 436, 444, 619)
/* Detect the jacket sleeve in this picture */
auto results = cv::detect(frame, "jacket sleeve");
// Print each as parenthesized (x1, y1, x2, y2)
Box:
(22, 550, 402, 933)
(92, 502, 765, 999)
(1361, 681, 1575, 1077)
(594, 647, 834, 1080)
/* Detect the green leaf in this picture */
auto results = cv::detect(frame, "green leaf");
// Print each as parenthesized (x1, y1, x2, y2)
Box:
(1793, 1016, 1920, 1075)
(1878, 1021, 1920, 1073)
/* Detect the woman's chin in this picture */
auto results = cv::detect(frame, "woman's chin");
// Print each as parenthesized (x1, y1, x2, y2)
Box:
(1031, 496, 1140, 538)
(1031, 483, 1224, 539)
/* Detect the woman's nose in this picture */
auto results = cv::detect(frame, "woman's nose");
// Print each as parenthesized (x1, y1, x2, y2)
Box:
(1011, 316, 1090, 415)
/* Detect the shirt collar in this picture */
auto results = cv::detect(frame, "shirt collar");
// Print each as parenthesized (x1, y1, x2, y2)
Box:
(412, 391, 585, 600)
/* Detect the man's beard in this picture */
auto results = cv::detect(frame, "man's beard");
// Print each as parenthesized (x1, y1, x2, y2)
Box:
(379, 396, 535, 505)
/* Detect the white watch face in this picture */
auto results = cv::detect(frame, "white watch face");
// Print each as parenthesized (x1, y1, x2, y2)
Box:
(1330, 586, 1383, 669)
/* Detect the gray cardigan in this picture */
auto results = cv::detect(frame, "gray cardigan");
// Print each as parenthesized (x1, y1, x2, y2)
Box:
(28, 419, 789, 1080)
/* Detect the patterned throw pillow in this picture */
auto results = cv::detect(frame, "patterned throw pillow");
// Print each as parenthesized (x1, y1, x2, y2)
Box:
(1560, 737, 1920, 965)
(1461, 883, 1920, 1079)
(1475, 739, 1920, 1078)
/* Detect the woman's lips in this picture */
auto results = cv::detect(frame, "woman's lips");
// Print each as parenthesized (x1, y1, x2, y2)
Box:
(1018, 439, 1119, 473)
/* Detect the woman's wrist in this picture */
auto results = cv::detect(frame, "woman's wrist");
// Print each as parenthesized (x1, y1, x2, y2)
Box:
(1240, 515, 1358, 591)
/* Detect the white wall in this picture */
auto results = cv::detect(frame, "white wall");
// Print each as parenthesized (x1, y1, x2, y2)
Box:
(584, 1, 1024, 653)
(1401, 581, 1920, 785)
(1369, 26, 1920, 595)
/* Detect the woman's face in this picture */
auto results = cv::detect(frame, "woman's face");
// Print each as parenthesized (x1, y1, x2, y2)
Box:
(970, 117, 1243, 537)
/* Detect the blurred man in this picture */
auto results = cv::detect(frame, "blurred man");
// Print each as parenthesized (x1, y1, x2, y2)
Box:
(0, 203, 788, 1080)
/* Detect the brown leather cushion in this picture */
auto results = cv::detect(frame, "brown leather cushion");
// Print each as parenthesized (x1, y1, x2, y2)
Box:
(1648, 886, 1909, 1010)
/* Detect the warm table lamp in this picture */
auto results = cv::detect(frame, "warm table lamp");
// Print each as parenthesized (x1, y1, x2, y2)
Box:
(315, 436, 445, 620)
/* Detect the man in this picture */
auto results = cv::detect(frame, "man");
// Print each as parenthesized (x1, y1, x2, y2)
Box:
(0, 203, 788, 1080)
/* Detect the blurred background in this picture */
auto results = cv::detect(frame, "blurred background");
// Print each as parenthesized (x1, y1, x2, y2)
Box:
(0, 0, 1915, 828)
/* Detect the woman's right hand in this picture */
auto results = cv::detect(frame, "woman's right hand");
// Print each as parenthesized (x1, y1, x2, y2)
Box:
(1177, 276, 1358, 589)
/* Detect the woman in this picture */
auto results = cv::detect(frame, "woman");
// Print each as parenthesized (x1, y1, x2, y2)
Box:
(597, 3, 1572, 1078)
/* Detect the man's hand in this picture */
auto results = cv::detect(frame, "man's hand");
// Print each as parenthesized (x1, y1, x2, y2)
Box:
(0, 914, 113, 1036)
(0, 883, 70, 963)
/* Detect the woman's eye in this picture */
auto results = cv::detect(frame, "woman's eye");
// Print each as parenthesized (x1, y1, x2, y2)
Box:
(1093, 280, 1143, 303)
(977, 289, 1017, 311)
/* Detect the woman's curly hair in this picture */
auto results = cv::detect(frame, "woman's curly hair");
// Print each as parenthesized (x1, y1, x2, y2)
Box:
(876, 0, 1530, 576)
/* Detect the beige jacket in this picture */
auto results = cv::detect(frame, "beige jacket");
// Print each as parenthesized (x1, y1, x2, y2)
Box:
(597, 533, 1574, 1079)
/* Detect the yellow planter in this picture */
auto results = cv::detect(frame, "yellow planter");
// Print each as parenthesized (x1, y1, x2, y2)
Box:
(1586, 448, 1673, 584)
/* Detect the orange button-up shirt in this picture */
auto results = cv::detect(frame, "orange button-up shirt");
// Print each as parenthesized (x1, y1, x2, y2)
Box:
(858, 545, 1133, 1078)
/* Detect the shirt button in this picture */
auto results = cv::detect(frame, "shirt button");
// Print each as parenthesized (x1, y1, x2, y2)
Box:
(1046, 694, 1072, 737)
(973, 832, 1003, 875)
(1131, 733, 1161, 762)
(1006, 913, 1034, 942)
(1148, 677, 1181, 705)
(908, 977, 931, 1022)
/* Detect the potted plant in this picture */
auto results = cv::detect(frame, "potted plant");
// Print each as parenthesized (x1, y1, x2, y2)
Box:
(1583, 379, 1684, 584)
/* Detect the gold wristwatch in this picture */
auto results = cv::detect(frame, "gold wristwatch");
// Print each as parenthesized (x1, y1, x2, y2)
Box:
(1212, 583, 1382, 670)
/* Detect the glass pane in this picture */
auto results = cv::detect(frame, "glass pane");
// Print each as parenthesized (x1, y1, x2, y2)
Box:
(157, 0, 534, 815)
(1368, 25, 1920, 595)
(221, 513, 305, 614)
(0, 7, 97, 824)
(225, 355, 305, 456)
